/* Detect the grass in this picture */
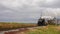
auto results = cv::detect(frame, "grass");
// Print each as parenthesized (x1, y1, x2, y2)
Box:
(0, 22, 37, 31)
(0, 22, 60, 34)
(4, 25, 60, 34)
(25, 25, 60, 34)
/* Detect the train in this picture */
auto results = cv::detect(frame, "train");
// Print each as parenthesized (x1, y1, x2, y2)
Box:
(37, 16, 57, 26)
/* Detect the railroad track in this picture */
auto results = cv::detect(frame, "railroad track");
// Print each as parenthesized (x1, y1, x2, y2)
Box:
(0, 26, 46, 34)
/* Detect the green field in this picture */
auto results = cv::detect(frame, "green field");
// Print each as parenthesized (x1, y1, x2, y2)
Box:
(25, 25, 60, 34)
(5, 25, 60, 34)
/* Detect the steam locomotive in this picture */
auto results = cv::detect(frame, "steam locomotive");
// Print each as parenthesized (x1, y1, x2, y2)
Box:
(37, 16, 56, 26)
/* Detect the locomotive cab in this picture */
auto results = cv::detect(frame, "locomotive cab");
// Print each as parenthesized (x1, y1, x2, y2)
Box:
(37, 18, 47, 26)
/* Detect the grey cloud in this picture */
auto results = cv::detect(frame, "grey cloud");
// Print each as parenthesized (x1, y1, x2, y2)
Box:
(1, 0, 60, 8)
(0, 0, 60, 23)
(39, 0, 60, 8)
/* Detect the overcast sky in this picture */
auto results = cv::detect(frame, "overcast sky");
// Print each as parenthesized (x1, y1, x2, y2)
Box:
(0, 0, 60, 23)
